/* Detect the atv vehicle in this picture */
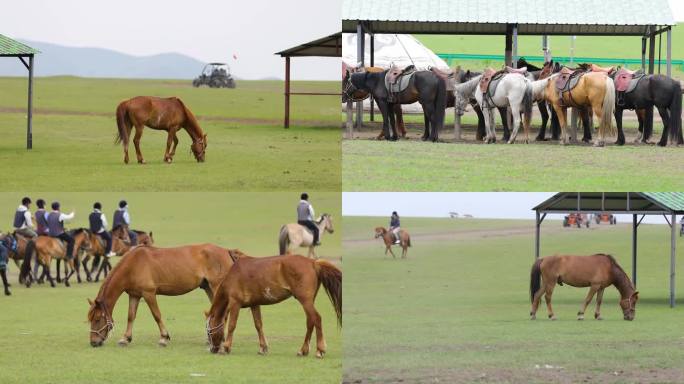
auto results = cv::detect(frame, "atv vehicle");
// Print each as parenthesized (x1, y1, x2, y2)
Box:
(192, 63, 236, 88)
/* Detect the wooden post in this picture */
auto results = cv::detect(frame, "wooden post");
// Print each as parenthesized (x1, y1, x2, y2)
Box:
(355, 22, 364, 129)
(535, 211, 541, 259)
(512, 24, 518, 68)
(369, 33, 375, 122)
(632, 214, 637, 286)
(641, 37, 646, 71)
(27, 54, 34, 150)
(504, 25, 513, 67)
(670, 213, 676, 307)
(284, 56, 290, 128)
(454, 108, 461, 142)
(666, 27, 672, 77)
(346, 100, 354, 139)
(648, 26, 656, 74)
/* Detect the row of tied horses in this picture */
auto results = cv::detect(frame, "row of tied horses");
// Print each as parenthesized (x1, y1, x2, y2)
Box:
(343, 59, 683, 147)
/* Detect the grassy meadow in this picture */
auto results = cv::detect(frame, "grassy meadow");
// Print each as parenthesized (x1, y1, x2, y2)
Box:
(0, 77, 340, 191)
(0, 192, 341, 384)
(343, 216, 684, 383)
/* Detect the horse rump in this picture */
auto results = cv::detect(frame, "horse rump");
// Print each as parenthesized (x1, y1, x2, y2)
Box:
(315, 260, 342, 327)
(530, 258, 542, 302)
(278, 226, 290, 255)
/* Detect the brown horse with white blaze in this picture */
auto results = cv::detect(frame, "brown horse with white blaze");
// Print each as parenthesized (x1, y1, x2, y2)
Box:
(115, 96, 207, 164)
(206, 250, 342, 358)
(87, 243, 246, 347)
(374, 227, 411, 258)
(530, 254, 639, 321)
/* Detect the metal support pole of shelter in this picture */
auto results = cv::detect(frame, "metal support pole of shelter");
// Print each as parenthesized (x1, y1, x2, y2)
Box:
(505, 25, 513, 67)
(641, 37, 647, 71)
(648, 26, 656, 74)
(542, 35, 550, 62)
(512, 24, 518, 68)
(670, 213, 676, 307)
(632, 214, 637, 286)
(355, 22, 365, 129)
(284, 56, 290, 129)
(369, 34, 375, 122)
(27, 55, 34, 149)
(666, 28, 672, 77)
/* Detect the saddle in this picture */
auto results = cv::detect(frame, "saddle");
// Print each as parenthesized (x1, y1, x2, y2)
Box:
(555, 67, 586, 106)
(590, 64, 615, 74)
(385, 64, 417, 102)
(614, 67, 645, 93)
(429, 67, 455, 92)
(478, 68, 507, 107)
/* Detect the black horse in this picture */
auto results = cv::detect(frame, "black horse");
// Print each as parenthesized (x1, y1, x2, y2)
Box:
(612, 73, 682, 146)
(343, 69, 447, 141)
(517, 58, 561, 141)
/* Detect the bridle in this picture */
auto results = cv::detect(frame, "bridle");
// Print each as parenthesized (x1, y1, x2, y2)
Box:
(90, 301, 114, 340)
(342, 73, 369, 103)
(205, 316, 225, 347)
(191, 138, 206, 160)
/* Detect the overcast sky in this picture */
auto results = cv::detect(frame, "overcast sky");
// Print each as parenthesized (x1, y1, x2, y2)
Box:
(2, 0, 340, 80)
(343, 193, 673, 225)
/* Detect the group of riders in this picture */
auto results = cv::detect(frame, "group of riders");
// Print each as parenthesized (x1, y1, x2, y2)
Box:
(0, 197, 141, 296)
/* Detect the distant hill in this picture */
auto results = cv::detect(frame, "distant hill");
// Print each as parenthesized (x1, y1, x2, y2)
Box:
(0, 39, 209, 79)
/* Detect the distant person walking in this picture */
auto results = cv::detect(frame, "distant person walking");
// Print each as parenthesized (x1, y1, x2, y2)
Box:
(297, 193, 320, 246)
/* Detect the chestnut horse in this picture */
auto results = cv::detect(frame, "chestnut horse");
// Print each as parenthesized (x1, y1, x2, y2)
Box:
(115, 96, 207, 164)
(374, 227, 411, 259)
(278, 214, 334, 258)
(206, 250, 342, 358)
(87, 226, 154, 282)
(20, 229, 92, 287)
(87, 243, 247, 347)
(530, 254, 639, 321)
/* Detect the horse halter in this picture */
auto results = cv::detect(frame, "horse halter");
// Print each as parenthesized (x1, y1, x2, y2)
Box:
(205, 316, 225, 347)
(90, 301, 114, 340)
(342, 73, 368, 103)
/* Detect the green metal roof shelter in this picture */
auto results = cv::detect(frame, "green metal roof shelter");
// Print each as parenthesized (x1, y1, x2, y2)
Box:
(534, 192, 684, 307)
(342, 0, 676, 134)
(0, 35, 39, 149)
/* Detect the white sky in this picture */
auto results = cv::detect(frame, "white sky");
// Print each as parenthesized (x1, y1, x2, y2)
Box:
(2, 0, 340, 80)
(343, 193, 675, 225)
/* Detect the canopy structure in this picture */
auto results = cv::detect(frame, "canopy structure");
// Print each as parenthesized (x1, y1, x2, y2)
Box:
(342, 0, 676, 134)
(275, 32, 341, 128)
(1, 34, 39, 149)
(533, 192, 684, 307)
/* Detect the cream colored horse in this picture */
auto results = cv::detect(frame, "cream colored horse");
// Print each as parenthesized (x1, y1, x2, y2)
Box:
(278, 214, 334, 258)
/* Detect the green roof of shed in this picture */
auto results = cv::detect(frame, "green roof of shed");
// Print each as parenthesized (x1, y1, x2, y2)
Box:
(0, 34, 39, 55)
(643, 192, 684, 212)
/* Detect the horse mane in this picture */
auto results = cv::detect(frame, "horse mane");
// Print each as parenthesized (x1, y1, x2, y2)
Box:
(454, 75, 481, 97)
(173, 97, 203, 136)
(70, 228, 90, 236)
(598, 253, 634, 291)
(517, 58, 542, 72)
(316, 214, 329, 224)
(132, 229, 146, 235)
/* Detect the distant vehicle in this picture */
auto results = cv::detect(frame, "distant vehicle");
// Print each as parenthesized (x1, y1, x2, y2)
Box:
(563, 213, 590, 228)
(449, 212, 459, 218)
(192, 63, 236, 88)
(594, 213, 617, 225)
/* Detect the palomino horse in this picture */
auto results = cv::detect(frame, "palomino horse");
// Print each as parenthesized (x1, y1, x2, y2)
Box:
(115, 96, 207, 164)
(374, 227, 411, 259)
(278, 214, 334, 258)
(87, 243, 247, 347)
(88, 226, 154, 282)
(20, 229, 92, 287)
(206, 250, 342, 358)
(453, 72, 534, 143)
(537, 69, 616, 146)
(530, 254, 639, 321)
(343, 68, 447, 141)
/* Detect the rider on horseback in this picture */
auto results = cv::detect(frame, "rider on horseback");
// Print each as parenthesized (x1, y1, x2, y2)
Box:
(113, 200, 137, 246)
(47, 202, 76, 260)
(90, 202, 116, 258)
(35, 199, 49, 236)
(13, 197, 37, 239)
(389, 211, 401, 244)
(297, 193, 320, 246)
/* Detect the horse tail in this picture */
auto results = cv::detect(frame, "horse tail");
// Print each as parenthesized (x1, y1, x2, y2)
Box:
(668, 81, 682, 144)
(530, 258, 543, 303)
(601, 76, 616, 137)
(278, 225, 289, 255)
(19, 240, 35, 283)
(115, 101, 129, 145)
(407, 234, 411, 247)
(523, 81, 533, 128)
(434, 75, 447, 130)
(315, 260, 342, 327)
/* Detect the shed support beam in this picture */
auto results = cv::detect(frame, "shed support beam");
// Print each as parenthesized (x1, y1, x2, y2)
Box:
(355, 22, 364, 129)
(641, 37, 647, 71)
(632, 214, 637, 286)
(648, 26, 656, 74)
(284, 56, 290, 128)
(666, 27, 672, 77)
(534, 212, 546, 259)
(27, 55, 34, 150)
(542, 35, 550, 62)
(505, 25, 513, 67)
(369, 33, 375, 122)
(670, 213, 676, 307)
(346, 101, 354, 139)
(512, 24, 518, 68)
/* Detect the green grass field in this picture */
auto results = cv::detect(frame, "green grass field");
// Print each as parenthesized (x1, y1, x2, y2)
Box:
(0, 77, 340, 191)
(344, 216, 684, 383)
(0, 192, 341, 384)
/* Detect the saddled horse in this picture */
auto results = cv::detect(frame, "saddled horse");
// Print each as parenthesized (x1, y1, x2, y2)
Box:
(279, 214, 334, 258)
(205, 250, 342, 358)
(517, 58, 561, 141)
(20, 229, 92, 287)
(612, 70, 682, 146)
(0, 231, 33, 282)
(374, 227, 411, 259)
(115, 96, 207, 164)
(530, 254, 638, 321)
(87, 226, 154, 282)
(342, 68, 447, 141)
(87, 244, 241, 347)
(0, 235, 12, 295)
(454, 70, 533, 143)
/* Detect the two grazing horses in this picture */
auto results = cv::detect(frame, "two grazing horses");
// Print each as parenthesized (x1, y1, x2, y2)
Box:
(115, 96, 207, 164)
(530, 254, 638, 321)
(87, 244, 341, 358)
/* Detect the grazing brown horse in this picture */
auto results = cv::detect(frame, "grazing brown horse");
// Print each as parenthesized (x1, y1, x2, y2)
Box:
(88, 227, 154, 282)
(206, 250, 342, 358)
(530, 254, 639, 321)
(20, 229, 92, 287)
(87, 244, 241, 347)
(374, 227, 411, 259)
(115, 96, 207, 164)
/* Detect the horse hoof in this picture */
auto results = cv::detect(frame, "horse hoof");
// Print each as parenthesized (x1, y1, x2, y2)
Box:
(549, 315, 557, 321)
(118, 339, 129, 347)
(4, 290, 10, 296)
(316, 351, 325, 359)
(530, 315, 536, 320)
(257, 347, 269, 355)
(577, 316, 584, 321)
(297, 350, 309, 357)
(595, 315, 603, 321)
(158, 339, 168, 347)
